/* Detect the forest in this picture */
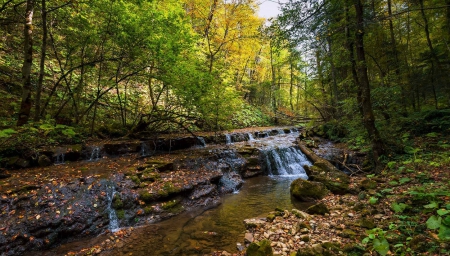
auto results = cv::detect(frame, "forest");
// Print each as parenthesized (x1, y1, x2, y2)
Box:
(1, 0, 450, 255)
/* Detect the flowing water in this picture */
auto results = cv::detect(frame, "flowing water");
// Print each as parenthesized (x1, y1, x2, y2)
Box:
(105, 176, 312, 256)
(104, 131, 312, 256)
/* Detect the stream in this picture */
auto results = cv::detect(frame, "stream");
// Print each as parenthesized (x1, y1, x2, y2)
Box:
(103, 176, 313, 256)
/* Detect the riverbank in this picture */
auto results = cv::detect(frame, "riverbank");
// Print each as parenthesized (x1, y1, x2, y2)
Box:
(0, 127, 304, 255)
(239, 134, 450, 256)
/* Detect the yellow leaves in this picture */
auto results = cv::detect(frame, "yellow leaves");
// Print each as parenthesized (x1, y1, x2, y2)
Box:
(36, 214, 40, 220)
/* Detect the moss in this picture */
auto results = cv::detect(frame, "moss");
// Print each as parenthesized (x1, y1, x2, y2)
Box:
(290, 178, 329, 201)
(140, 170, 160, 182)
(161, 200, 179, 210)
(130, 175, 140, 184)
(112, 193, 123, 209)
(139, 190, 156, 203)
(144, 206, 153, 214)
(246, 239, 273, 256)
(267, 214, 275, 222)
(116, 209, 125, 219)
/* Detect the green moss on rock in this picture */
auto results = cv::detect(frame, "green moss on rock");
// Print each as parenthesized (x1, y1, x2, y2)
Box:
(246, 240, 273, 256)
(290, 178, 329, 202)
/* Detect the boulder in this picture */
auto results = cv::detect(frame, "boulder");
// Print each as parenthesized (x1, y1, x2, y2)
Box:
(306, 202, 330, 215)
(305, 162, 350, 194)
(38, 155, 52, 167)
(246, 240, 273, 256)
(290, 178, 329, 202)
(243, 218, 266, 229)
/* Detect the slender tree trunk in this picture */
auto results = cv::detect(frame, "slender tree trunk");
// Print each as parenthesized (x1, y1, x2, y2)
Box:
(327, 37, 339, 112)
(290, 60, 294, 111)
(270, 42, 277, 123)
(354, 0, 385, 169)
(34, 0, 47, 122)
(17, 0, 34, 126)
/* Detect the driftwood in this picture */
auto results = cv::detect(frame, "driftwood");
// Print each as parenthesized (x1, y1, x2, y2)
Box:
(296, 138, 339, 172)
(298, 138, 363, 176)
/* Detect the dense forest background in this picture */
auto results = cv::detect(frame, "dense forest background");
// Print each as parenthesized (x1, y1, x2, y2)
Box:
(1, 0, 450, 161)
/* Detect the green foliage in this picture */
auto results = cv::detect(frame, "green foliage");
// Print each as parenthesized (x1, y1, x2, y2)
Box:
(362, 228, 390, 256)
(391, 202, 408, 213)
(231, 103, 272, 128)
(0, 128, 16, 138)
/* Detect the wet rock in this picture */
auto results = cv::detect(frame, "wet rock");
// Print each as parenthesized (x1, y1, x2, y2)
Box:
(306, 202, 330, 215)
(246, 239, 273, 256)
(244, 218, 266, 229)
(244, 232, 254, 243)
(267, 214, 276, 222)
(290, 179, 329, 202)
(38, 155, 52, 167)
(7, 156, 30, 169)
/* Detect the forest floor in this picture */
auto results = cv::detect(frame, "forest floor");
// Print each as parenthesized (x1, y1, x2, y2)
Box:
(58, 134, 450, 256)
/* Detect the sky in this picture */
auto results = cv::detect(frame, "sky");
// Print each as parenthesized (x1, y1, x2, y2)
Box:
(257, 0, 285, 19)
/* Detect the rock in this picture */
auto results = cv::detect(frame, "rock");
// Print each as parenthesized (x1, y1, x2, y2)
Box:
(38, 155, 52, 167)
(340, 229, 356, 239)
(306, 202, 330, 215)
(246, 240, 273, 256)
(305, 162, 350, 194)
(311, 244, 323, 254)
(244, 233, 254, 243)
(244, 218, 266, 229)
(236, 243, 245, 251)
(360, 179, 377, 190)
(292, 209, 311, 220)
(360, 217, 376, 229)
(295, 246, 316, 256)
(290, 179, 329, 202)
(267, 214, 276, 222)
(300, 235, 310, 242)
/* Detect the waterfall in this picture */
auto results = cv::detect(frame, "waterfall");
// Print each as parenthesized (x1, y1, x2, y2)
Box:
(55, 153, 65, 165)
(260, 146, 310, 178)
(277, 129, 285, 135)
(89, 147, 101, 161)
(106, 185, 120, 232)
(225, 134, 232, 144)
(141, 142, 150, 157)
(247, 133, 254, 141)
(197, 137, 206, 147)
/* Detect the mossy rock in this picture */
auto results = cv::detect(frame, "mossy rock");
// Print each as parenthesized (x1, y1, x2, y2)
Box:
(116, 209, 125, 219)
(161, 199, 179, 210)
(340, 229, 356, 239)
(246, 240, 273, 256)
(144, 160, 174, 172)
(112, 193, 123, 209)
(140, 171, 160, 182)
(360, 179, 377, 190)
(305, 161, 350, 194)
(295, 247, 317, 256)
(306, 202, 330, 215)
(360, 218, 375, 229)
(290, 178, 329, 202)
(130, 175, 141, 184)
(267, 214, 275, 222)
(139, 190, 157, 203)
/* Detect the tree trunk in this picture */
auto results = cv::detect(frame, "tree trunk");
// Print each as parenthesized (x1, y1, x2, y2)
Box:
(17, 0, 34, 126)
(34, 0, 47, 122)
(354, 0, 384, 169)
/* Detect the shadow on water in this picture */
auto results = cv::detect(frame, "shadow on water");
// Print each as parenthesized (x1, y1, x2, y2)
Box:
(104, 176, 313, 256)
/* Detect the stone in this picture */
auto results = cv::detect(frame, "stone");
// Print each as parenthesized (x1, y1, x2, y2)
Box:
(246, 240, 273, 256)
(306, 202, 330, 215)
(300, 235, 310, 242)
(340, 229, 356, 239)
(360, 218, 376, 229)
(290, 179, 329, 202)
(306, 162, 350, 194)
(244, 218, 266, 229)
(292, 209, 311, 220)
(311, 244, 323, 254)
(245, 233, 254, 243)
(38, 155, 52, 167)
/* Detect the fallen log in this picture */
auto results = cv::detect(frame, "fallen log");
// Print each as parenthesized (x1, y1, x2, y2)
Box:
(296, 138, 339, 173)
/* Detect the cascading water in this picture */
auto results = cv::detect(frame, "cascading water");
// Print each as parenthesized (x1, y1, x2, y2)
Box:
(225, 134, 232, 144)
(197, 137, 207, 147)
(277, 129, 285, 135)
(141, 142, 150, 157)
(260, 146, 310, 179)
(55, 153, 65, 165)
(89, 147, 101, 161)
(247, 133, 254, 141)
(106, 184, 120, 232)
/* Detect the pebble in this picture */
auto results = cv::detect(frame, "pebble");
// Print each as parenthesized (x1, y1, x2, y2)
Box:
(348, 213, 354, 217)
